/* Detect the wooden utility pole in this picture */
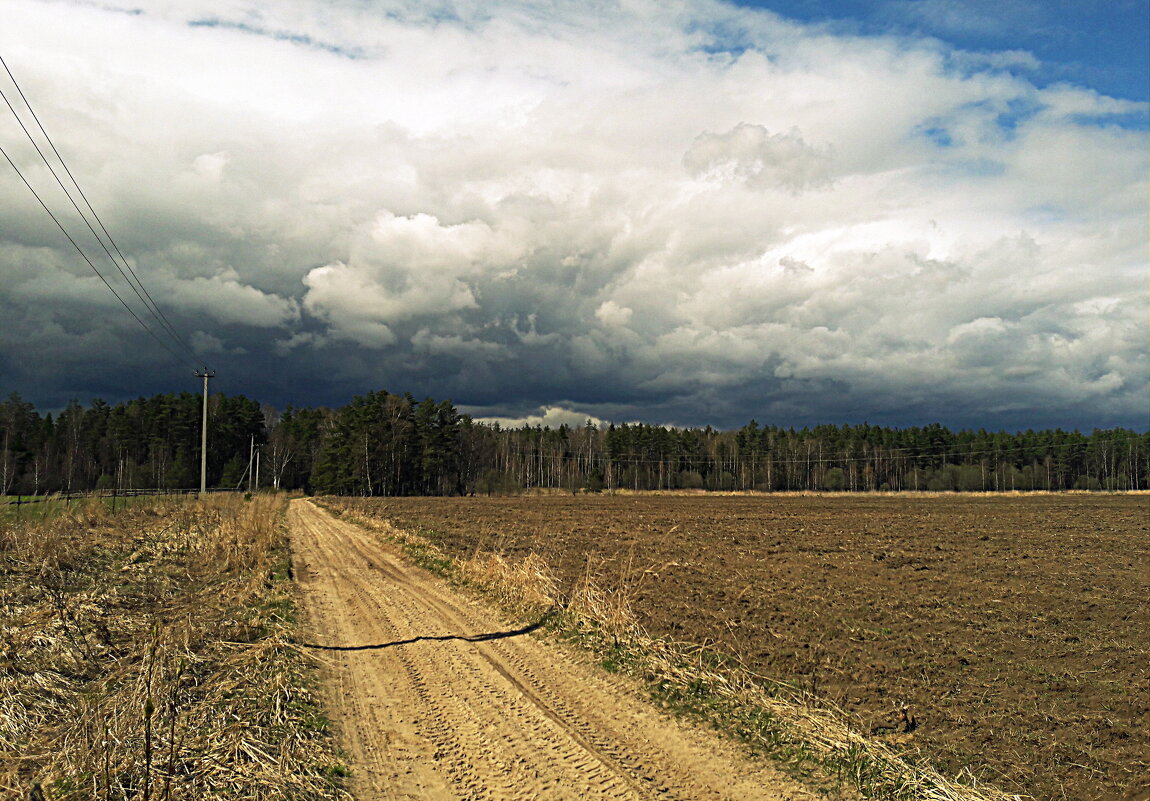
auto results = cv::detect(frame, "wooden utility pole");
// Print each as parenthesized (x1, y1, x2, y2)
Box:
(195, 369, 215, 496)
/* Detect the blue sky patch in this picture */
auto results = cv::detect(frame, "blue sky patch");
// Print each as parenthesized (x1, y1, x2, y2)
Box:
(727, 0, 1149, 103)
(917, 121, 955, 148)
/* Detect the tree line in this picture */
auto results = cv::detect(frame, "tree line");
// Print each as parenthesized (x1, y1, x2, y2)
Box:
(2, 389, 1146, 496)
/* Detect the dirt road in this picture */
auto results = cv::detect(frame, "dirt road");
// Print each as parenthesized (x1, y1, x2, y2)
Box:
(289, 500, 821, 801)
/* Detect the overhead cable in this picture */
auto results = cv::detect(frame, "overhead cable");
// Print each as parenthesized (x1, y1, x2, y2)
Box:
(0, 50, 200, 368)
(0, 141, 192, 369)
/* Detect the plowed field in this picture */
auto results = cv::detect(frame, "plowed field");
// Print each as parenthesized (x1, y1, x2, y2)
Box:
(334, 493, 1149, 801)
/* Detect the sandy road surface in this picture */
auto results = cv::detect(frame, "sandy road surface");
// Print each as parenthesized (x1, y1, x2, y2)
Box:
(289, 500, 821, 801)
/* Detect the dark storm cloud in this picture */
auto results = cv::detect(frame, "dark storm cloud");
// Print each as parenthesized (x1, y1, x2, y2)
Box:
(0, 0, 1145, 431)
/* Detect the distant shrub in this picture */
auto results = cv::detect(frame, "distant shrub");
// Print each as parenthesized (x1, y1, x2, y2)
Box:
(676, 470, 704, 490)
(1074, 475, 1102, 491)
(823, 468, 846, 491)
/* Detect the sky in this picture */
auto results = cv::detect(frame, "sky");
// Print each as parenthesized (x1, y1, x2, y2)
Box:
(0, 0, 1146, 432)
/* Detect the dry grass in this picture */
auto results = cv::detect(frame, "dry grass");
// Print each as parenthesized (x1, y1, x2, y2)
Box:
(325, 497, 1025, 801)
(0, 494, 349, 801)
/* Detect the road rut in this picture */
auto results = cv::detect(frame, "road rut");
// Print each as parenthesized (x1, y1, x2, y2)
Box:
(289, 500, 820, 801)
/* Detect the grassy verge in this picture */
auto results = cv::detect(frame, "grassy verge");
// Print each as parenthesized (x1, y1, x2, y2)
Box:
(1, 493, 190, 525)
(322, 498, 1024, 801)
(0, 494, 349, 801)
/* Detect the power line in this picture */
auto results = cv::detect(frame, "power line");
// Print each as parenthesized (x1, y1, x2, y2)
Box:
(0, 50, 200, 368)
(0, 55, 197, 365)
(0, 83, 195, 361)
(0, 141, 191, 369)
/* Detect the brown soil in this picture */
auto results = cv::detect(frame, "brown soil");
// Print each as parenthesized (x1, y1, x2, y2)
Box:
(337, 493, 1150, 801)
(288, 499, 824, 801)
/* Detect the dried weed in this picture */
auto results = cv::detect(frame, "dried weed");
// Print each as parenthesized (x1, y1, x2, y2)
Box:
(0, 494, 349, 801)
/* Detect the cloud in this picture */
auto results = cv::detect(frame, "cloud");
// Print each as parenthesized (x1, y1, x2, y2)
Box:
(189, 330, 245, 356)
(683, 123, 833, 191)
(466, 405, 605, 430)
(174, 269, 299, 328)
(595, 300, 633, 328)
(885, 0, 1047, 40)
(0, 0, 1144, 430)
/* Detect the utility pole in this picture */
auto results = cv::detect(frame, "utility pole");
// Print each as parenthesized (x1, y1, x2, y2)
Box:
(248, 434, 255, 493)
(195, 368, 215, 496)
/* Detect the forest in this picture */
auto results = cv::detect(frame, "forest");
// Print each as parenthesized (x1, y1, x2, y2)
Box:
(1, 389, 1146, 496)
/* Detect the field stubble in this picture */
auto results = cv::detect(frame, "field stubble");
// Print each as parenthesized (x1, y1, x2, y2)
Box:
(0, 494, 348, 800)
(328, 492, 1148, 801)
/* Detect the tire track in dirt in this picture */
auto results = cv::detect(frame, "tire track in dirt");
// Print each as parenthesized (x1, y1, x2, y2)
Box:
(289, 499, 822, 801)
